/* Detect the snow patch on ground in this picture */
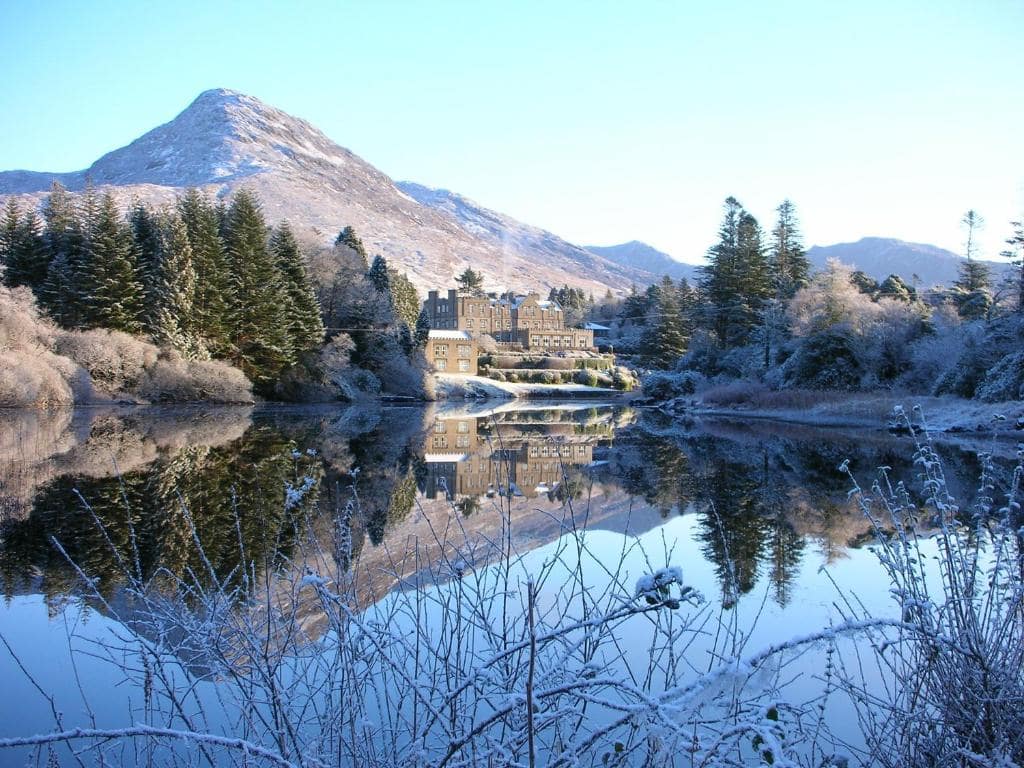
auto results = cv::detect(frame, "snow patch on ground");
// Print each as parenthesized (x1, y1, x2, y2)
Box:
(434, 374, 619, 400)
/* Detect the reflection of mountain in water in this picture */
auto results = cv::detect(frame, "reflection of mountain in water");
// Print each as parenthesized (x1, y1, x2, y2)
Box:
(0, 403, 1009, 618)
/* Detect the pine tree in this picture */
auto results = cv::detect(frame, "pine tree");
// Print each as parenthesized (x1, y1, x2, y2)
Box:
(700, 197, 744, 343)
(769, 200, 810, 298)
(222, 189, 292, 387)
(80, 193, 145, 332)
(335, 226, 368, 270)
(4, 210, 49, 292)
(455, 267, 485, 295)
(152, 213, 206, 358)
(130, 203, 165, 330)
(1001, 218, 1024, 314)
(366, 254, 391, 295)
(701, 198, 771, 347)
(179, 189, 231, 354)
(271, 222, 325, 354)
(639, 275, 688, 368)
(0, 198, 19, 276)
(953, 209, 991, 320)
(39, 181, 86, 326)
(414, 307, 431, 347)
(388, 270, 421, 332)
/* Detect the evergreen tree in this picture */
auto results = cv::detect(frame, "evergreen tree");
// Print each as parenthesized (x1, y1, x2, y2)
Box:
(270, 222, 325, 354)
(4, 209, 49, 292)
(335, 226, 368, 270)
(455, 266, 485, 295)
(768, 199, 810, 298)
(388, 269, 421, 332)
(954, 209, 991, 320)
(152, 213, 205, 358)
(0, 198, 19, 275)
(620, 283, 648, 324)
(80, 193, 145, 332)
(700, 197, 744, 342)
(414, 307, 431, 347)
(701, 198, 772, 347)
(178, 189, 231, 354)
(1001, 218, 1024, 314)
(222, 189, 292, 387)
(877, 274, 915, 302)
(639, 276, 688, 368)
(39, 181, 86, 326)
(366, 254, 391, 295)
(130, 203, 165, 330)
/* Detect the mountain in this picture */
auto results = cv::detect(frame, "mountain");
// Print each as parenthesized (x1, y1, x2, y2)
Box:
(395, 182, 653, 290)
(584, 241, 698, 282)
(0, 89, 651, 295)
(807, 237, 1009, 287)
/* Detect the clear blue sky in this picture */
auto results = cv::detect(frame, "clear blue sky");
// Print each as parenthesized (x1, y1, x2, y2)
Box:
(1, 0, 1021, 262)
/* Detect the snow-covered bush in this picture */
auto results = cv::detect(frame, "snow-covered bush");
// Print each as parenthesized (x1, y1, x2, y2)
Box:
(974, 350, 1024, 402)
(642, 370, 704, 400)
(574, 368, 599, 387)
(135, 352, 254, 403)
(782, 328, 863, 390)
(612, 366, 635, 391)
(54, 329, 158, 396)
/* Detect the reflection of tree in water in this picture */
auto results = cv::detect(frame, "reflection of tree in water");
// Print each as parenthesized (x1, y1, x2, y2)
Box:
(0, 426, 323, 604)
(455, 495, 480, 518)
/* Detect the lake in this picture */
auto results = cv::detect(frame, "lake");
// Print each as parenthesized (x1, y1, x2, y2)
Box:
(0, 402, 1017, 765)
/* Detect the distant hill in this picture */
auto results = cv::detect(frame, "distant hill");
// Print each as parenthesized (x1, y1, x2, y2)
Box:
(394, 182, 654, 291)
(0, 89, 652, 295)
(584, 241, 699, 283)
(807, 237, 1009, 287)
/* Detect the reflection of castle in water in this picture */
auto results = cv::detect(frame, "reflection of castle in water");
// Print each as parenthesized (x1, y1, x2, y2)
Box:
(419, 414, 600, 500)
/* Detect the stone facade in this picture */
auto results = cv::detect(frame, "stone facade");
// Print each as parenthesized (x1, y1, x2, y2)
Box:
(423, 289, 594, 351)
(426, 330, 477, 375)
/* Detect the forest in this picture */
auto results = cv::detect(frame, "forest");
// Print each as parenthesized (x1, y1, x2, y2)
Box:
(0, 183, 431, 406)
(588, 198, 1024, 403)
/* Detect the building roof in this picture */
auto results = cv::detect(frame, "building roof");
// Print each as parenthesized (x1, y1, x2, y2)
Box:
(428, 330, 474, 340)
(582, 322, 611, 331)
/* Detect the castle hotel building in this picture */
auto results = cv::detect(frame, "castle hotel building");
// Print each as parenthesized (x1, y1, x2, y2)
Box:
(424, 289, 594, 352)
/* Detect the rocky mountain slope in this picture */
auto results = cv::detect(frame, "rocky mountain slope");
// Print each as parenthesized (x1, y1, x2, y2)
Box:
(0, 89, 650, 295)
(584, 240, 698, 282)
(807, 237, 1009, 287)
(395, 182, 653, 290)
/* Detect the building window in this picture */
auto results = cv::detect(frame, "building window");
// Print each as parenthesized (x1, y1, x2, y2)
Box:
(466, 319, 474, 329)
(458, 359, 471, 372)
(457, 344, 471, 357)
(469, 304, 476, 315)
(579, 338, 586, 347)
(563, 336, 571, 346)
(456, 435, 470, 448)
(434, 344, 448, 356)
(457, 421, 469, 433)
(435, 358, 448, 370)
(531, 336, 539, 345)
(432, 436, 448, 448)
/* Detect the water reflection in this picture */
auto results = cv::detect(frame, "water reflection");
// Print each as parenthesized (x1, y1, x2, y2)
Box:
(0, 403, 1012, 614)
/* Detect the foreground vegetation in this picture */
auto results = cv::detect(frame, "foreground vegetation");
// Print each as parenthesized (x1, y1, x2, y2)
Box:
(0, 409, 1020, 766)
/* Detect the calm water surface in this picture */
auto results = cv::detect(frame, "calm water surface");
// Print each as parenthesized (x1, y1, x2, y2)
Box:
(0, 402, 1013, 760)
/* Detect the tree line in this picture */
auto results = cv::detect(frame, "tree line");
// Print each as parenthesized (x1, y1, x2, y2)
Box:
(0, 183, 430, 397)
(610, 197, 1024, 395)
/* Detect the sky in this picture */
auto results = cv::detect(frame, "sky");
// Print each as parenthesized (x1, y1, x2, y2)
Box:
(1, 0, 1022, 264)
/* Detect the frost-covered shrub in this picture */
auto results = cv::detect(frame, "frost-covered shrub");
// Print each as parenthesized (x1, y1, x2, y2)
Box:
(541, 371, 558, 384)
(476, 334, 499, 354)
(489, 370, 506, 382)
(137, 353, 254, 403)
(575, 368, 599, 387)
(717, 344, 766, 379)
(975, 350, 1024, 402)
(642, 370, 703, 400)
(782, 329, 862, 390)
(55, 329, 157, 396)
(612, 366, 635, 391)
(378, 353, 430, 398)
(677, 329, 721, 375)
(0, 350, 75, 407)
